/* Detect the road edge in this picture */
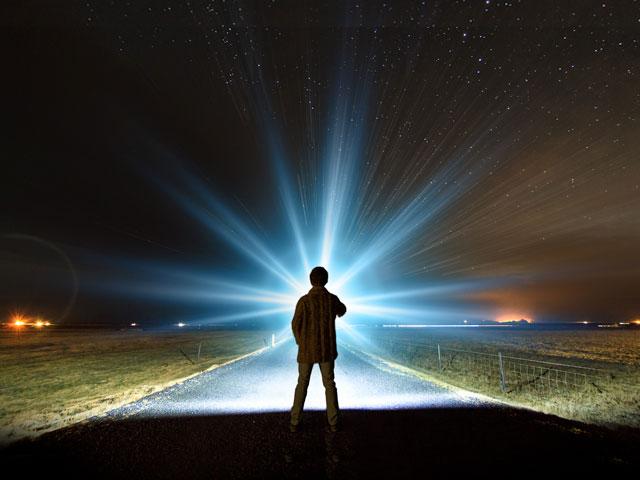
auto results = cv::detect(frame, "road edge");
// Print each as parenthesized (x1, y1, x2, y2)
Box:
(1, 344, 273, 446)
(342, 342, 517, 408)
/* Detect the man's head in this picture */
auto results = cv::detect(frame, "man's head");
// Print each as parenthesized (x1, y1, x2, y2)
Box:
(309, 266, 328, 287)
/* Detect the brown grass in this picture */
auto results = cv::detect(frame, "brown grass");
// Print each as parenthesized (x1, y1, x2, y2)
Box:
(0, 327, 269, 444)
(357, 327, 640, 428)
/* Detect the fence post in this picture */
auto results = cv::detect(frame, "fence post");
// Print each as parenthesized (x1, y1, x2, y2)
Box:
(437, 344, 442, 371)
(271, 333, 276, 348)
(197, 342, 202, 362)
(498, 352, 507, 392)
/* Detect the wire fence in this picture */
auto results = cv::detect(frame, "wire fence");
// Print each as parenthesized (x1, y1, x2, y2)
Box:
(369, 336, 612, 396)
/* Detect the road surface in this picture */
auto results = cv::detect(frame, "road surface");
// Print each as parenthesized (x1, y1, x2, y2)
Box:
(2, 340, 637, 478)
(108, 339, 491, 420)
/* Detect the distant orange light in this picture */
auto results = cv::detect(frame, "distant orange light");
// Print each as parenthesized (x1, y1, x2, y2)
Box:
(9, 313, 50, 328)
(12, 313, 27, 326)
(632, 319, 640, 325)
(495, 313, 533, 324)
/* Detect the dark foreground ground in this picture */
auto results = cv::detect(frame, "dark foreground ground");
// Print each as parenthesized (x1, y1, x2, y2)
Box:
(2, 406, 638, 479)
(2, 342, 638, 478)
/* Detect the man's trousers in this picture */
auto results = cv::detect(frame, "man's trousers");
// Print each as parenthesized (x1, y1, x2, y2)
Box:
(290, 361, 339, 426)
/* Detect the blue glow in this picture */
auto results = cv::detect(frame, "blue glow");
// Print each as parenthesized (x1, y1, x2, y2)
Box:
(87, 38, 514, 334)
(100, 144, 506, 333)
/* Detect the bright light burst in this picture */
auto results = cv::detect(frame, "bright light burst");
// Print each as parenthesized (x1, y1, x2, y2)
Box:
(84, 25, 513, 334)
(87, 117, 506, 333)
(95, 115, 502, 333)
(58, 1, 640, 329)
(4, 1, 640, 334)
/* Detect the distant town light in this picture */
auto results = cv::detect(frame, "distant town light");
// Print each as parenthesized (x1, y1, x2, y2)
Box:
(9, 313, 51, 328)
(178, 322, 186, 328)
(130, 322, 137, 327)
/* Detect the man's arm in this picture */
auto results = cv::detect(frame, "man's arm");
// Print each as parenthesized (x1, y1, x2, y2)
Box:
(291, 297, 305, 345)
(334, 295, 347, 318)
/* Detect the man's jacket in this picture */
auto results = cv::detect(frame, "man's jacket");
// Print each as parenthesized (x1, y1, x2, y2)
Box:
(291, 285, 347, 363)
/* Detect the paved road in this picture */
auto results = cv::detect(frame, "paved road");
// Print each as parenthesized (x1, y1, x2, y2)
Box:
(109, 339, 491, 421)
(2, 340, 638, 478)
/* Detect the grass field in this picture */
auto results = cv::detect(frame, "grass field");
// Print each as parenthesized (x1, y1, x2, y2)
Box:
(3, 324, 638, 445)
(0, 327, 270, 444)
(356, 326, 640, 428)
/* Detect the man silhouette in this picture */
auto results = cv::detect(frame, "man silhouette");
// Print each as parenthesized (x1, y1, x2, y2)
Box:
(290, 266, 347, 433)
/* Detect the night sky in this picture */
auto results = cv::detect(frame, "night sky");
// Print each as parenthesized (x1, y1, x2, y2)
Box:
(2, 1, 639, 326)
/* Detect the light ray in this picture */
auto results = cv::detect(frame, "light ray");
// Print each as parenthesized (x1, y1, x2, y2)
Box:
(91, 9, 539, 332)
(153, 170, 305, 292)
